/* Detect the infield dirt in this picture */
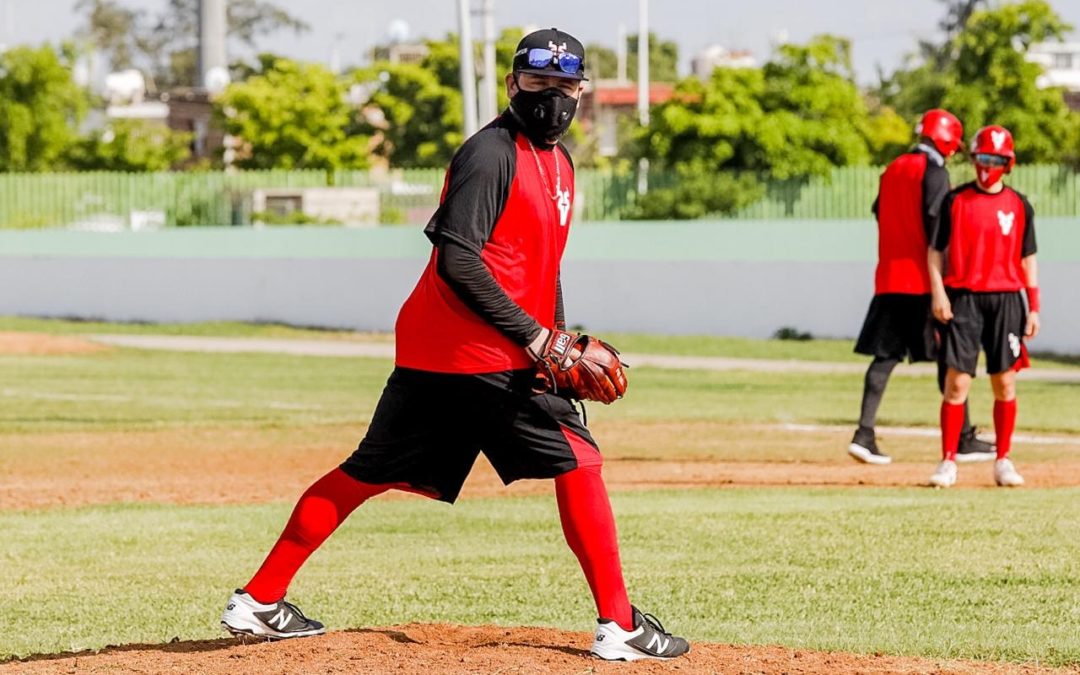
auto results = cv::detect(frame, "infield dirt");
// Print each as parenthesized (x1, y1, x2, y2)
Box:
(4, 624, 1078, 675)
(4, 423, 1080, 509)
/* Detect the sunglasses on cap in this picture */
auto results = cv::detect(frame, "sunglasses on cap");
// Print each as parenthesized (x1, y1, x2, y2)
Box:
(520, 47, 583, 75)
(972, 153, 1010, 167)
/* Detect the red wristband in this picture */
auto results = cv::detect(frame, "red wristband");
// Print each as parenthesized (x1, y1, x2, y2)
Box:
(1026, 287, 1041, 313)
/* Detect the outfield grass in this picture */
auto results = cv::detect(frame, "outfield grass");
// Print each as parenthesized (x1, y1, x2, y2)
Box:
(2, 488, 1078, 664)
(4, 348, 1080, 435)
(7, 316, 1080, 369)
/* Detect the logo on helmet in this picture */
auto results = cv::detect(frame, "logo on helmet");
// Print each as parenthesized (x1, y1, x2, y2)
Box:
(991, 130, 1007, 151)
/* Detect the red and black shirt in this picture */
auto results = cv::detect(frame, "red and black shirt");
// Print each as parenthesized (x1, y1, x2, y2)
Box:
(932, 183, 1037, 292)
(871, 145, 950, 295)
(395, 113, 574, 374)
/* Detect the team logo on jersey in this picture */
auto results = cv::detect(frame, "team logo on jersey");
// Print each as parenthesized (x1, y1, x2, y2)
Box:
(557, 188, 571, 226)
(991, 130, 1008, 150)
(997, 210, 1015, 236)
(1008, 333, 1021, 358)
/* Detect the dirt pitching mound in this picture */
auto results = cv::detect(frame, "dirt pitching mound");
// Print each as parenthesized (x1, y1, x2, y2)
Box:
(4, 624, 1075, 675)
(0, 332, 106, 356)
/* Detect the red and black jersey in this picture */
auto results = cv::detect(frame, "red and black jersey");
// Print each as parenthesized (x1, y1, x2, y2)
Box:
(933, 183, 1037, 292)
(395, 113, 574, 374)
(871, 145, 950, 295)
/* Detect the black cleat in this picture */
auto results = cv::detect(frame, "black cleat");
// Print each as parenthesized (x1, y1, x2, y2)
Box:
(847, 426, 892, 465)
(956, 427, 997, 463)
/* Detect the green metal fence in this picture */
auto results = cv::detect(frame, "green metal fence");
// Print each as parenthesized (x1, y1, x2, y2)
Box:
(0, 165, 1076, 229)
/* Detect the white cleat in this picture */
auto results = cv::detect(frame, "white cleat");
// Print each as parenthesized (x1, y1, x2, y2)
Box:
(929, 460, 958, 488)
(221, 589, 326, 640)
(994, 458, 1025, 487)
(591, 607, 690, 661)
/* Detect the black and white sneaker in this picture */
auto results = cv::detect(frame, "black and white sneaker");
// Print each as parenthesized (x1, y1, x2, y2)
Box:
(956, 428, 997, 463)
(591, 606, 690, 661)
(221, 589, 326, 640)
(847, 426, 892, 465)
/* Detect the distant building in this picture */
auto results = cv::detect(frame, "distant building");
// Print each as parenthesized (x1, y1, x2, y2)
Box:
(1028, 42, 1080, 91)
(691, 45, 757, 80)
(371, 42, 429, 65)
(577, 81, 678, 157)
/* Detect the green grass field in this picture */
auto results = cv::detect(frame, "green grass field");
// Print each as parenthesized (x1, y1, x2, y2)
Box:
(2, 319, 1079, 665)
(4, 489, 1079, 663)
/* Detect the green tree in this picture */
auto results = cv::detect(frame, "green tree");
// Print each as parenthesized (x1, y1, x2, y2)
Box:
(76, 0, 308, 89)
(629, 35, 905, 218)
(419, 27, 522, 110)
(216, 57, 368, 171)
(74, 0, 142, 70)
(0, 45, 87, 172)
(640, 36, 875, 179)
(64, 120, 191, 171)
(881, 0, 1080, 164)
(587, 33, 679, 81)
(350, 63, 462, 169)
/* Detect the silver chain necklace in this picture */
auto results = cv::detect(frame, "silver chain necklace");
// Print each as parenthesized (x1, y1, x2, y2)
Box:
(526, 139, 562, 202)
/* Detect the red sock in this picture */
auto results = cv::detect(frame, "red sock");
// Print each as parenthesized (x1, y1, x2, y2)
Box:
(994, 399, 1017, 460)
(940, 401, 965, 461)
(244, 468, 387, 604)
(555, 429, 633, 631)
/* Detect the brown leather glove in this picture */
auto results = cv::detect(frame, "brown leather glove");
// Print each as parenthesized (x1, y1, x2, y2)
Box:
(532, 329, 629, 404)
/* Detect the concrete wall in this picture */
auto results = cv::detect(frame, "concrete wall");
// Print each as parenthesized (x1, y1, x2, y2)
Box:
(2, 221, 1078, 352)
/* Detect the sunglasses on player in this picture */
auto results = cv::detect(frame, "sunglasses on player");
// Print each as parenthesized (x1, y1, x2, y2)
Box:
(972, 153, 1010, 167)
(522, 47, 583, 75)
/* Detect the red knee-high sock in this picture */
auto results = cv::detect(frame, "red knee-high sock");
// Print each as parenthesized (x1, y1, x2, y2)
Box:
(555, 429, 633, 631)
(994, 399, 1017, 460)
(941, 401, 965, 461)
(244, 468, 387, 604)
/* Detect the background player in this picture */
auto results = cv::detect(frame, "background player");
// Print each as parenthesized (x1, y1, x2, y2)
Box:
(928, 125, 1040, 488)
(219, 28, 689, 662)
(850, 109, 996, 465)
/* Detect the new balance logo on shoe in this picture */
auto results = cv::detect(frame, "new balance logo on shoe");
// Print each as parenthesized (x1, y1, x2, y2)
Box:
(647, 634, 671, 653)
(268, 609, 293, 630)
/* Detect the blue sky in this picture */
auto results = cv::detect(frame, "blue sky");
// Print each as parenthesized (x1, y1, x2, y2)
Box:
(5, 0, 1079, 84)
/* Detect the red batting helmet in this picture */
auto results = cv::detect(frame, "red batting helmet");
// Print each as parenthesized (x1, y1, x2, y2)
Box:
(970, 125, 1016, 171)
(916, 109, 964, 157)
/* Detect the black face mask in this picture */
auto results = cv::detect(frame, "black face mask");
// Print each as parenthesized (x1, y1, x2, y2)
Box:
(510, 85, 578, 145)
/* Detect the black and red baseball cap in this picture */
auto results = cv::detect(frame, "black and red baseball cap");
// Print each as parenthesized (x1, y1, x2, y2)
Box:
(512, 28, 588, 81)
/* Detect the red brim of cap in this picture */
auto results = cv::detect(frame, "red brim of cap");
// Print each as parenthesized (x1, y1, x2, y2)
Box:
(514, 67, 588, 81)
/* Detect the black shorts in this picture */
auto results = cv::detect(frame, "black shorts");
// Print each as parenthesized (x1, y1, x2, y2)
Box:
(854, 294, 937, 362)
(938, 290, 1027, 376)
(340, 367, 599, 503)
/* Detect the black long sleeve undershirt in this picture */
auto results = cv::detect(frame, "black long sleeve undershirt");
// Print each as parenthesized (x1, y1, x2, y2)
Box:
(436, 238, 545, 347)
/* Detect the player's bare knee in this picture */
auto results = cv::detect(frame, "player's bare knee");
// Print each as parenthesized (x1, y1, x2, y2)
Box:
(944, 370, 971, 403)
(991, 372, 1017, 401)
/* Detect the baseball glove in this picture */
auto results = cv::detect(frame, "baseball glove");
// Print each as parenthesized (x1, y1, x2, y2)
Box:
(533, 329, 629, 404)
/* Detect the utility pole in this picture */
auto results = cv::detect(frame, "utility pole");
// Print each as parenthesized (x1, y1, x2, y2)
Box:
(457, 0, 479, 137)
(616, 23, 628, 83)
(636, 0, 650, 194)
(479, 0, 498, 123)
(637, 0, 649, 126)
(198, 0, 228, 91)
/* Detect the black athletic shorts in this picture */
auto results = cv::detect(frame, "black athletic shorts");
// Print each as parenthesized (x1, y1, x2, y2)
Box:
(854, 293, 937, 362)
(340, 367, 599, 503)
(938, 289, 1027, 376)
